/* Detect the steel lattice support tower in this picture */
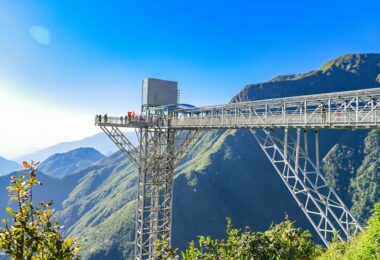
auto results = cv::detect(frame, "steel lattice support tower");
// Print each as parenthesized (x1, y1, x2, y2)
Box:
(99, 124, 202, 260)
(134, 127, 178, 259)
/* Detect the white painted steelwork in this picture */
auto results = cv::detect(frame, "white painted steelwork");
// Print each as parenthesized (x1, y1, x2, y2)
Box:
(95, 86, 380, 259)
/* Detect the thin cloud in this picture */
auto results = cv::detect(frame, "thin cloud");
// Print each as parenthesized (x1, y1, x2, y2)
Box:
(29, 25, 51, 45)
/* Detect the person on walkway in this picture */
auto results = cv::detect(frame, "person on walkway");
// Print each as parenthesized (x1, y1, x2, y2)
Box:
(132, 111, 136, 121)
(104, 114, 108, 123)
(128, 111, 132, 122)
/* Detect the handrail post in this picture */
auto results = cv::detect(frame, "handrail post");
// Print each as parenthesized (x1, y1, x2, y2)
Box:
(221, 108, 224, 125)
(249, 106, 252, 125)
(344, 99, 347, 123)
(210, 109, 213, 127)
(235, 107, 237, 126)
(356, 96, 359, 123)
(373, 98, 377, 124)
(201, 109, 203, 126)
(304, 101, 307, 125)
(328, 99, 331, 124)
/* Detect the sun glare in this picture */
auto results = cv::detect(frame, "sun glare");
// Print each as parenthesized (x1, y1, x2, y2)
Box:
(0, 85, 99, 159)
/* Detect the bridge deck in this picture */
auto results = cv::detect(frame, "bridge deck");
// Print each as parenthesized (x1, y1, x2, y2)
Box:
(96, 87, 380, 130)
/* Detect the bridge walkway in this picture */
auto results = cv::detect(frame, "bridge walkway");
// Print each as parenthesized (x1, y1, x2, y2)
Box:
(96, 87, 380, 130)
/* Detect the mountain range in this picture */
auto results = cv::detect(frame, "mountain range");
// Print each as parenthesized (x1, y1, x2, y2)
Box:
(13, 131, 137, 163)
(38, 147, 105, 179)
(0, 156, 21, 176)
(1, 53, 380, 259)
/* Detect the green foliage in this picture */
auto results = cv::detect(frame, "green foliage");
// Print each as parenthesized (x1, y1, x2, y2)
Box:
(0, 161, 80, 259)
(323, 142, 362, 207)
(350, 131, 380, 222)
(157, 218, 322, 260)
(155, 236, 178, 260)
(318, 203, 380, 260)
(157, 204, 380, 260)
(322, 130, 380, 223)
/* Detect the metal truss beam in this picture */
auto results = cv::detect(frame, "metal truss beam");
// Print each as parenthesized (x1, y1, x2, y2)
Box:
(250, 128, 362, 246)
(169, 87, 380, 129)
(100, 126, 140, 167)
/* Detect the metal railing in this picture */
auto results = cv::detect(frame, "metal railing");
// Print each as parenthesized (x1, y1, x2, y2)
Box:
(170, 108, 380, 129)
(95, 87, 380, 130)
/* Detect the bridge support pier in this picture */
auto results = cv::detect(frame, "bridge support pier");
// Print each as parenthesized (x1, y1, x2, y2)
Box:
(251, 128, 362, 247)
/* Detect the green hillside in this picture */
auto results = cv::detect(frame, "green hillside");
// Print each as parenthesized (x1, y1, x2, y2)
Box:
(232, 53, 380, 102)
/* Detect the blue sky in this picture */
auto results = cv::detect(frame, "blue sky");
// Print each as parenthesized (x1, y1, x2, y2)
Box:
(1, 1, 380, 158)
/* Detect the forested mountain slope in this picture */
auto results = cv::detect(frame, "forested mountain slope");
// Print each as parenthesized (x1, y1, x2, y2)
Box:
(38, 147, 105, 178)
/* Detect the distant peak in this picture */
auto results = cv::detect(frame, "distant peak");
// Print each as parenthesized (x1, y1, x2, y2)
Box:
(267, 53, 380, 83)
(232, 53, 380, 103)
(321, 53, 380, 73)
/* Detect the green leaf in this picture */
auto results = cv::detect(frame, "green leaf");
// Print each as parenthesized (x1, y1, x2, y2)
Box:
(5, 207, 14, 216)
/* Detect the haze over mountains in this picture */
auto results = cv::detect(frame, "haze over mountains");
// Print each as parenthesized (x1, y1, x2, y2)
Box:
(1, 53, 380, 259)
(13, 131, 137, 163)
(0, 156, 21, 176)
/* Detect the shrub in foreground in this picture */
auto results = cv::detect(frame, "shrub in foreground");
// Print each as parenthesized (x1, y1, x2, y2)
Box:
(0, 161, 80, 259)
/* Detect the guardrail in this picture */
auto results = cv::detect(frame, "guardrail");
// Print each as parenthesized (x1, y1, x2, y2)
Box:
(95, 87, 380, 130)
(170, 108, 380, 129)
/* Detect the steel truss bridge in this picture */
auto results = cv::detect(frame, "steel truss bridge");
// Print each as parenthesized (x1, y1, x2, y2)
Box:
(96, 87, 380, 260)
